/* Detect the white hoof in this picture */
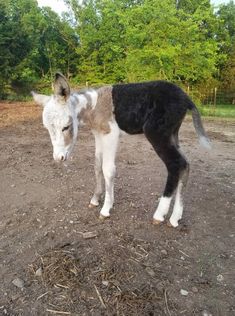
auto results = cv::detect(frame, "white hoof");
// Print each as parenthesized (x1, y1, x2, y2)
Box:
(153, 214, 165, 222)
(99, 214, 110, 220)
(89, 197, 100, 207)
(100, 207, 111, 219)
(88, 202, 99, 208)
(169, 217, 179, 227)
(153, 218, 164, 225)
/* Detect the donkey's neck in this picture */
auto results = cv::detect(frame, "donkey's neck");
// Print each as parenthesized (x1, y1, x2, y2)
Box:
(71, 88, 112, 134)
(70, 92, 95, 127)
(71, 93, 89, 115)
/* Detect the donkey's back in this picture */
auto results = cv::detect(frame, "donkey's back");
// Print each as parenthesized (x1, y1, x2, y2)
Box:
(112, 81, 191, 135)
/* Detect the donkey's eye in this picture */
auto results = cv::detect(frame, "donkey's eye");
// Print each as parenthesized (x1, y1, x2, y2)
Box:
(62, 125, 70, 132)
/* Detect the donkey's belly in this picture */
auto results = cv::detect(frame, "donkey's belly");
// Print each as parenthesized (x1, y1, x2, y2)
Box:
(114, 111, 144, 135)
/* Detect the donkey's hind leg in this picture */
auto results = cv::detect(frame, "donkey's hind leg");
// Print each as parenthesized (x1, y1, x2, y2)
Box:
(169, 162, 189, 227)
(144, 124, 189, 226)
(154, 143, 188, 226)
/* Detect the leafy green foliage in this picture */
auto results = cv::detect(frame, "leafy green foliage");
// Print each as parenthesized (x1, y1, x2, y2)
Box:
(0, 0, 78, 96)
(68, 0, 223, 86)
(122, 0, 219, 83)
(0, 0, 37, 85)
(0, 0, 234, 101)
(216, 1, 235, 92)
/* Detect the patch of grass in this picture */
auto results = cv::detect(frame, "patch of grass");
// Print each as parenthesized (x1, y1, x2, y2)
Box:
(199, 104, 235, 118)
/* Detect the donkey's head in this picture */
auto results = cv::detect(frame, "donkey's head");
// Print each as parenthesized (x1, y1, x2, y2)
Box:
(32, 73, 78, 162)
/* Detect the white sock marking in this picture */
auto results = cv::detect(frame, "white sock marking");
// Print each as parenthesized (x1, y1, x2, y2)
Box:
(170, 181, 183, 227)
(153, 196, 172, 222)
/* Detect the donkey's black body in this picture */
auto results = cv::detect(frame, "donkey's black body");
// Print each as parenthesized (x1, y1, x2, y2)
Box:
(112, 81, 192, 135)
(112, 81, 197, 198)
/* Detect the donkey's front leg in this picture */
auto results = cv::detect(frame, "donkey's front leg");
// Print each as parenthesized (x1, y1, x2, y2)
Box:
(89, 133, 103, 208)
(99, 122, 120, 219)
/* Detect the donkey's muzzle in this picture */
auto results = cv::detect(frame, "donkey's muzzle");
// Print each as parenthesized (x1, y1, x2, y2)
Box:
(53, 151, 68, 162)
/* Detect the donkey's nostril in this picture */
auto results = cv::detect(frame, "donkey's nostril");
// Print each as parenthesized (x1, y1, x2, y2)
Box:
(60, 155, 65, 161)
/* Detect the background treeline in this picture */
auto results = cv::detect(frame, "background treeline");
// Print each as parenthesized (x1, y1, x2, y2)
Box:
(0, 0, 234, 102)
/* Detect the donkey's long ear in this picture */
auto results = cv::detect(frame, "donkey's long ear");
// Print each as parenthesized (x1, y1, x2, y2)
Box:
(31, 91, 50, 107)
(53, 72, 70, 100)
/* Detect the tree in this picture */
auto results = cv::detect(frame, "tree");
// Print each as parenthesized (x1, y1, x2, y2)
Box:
(0, 0, 38, 89)
(216, 1, 235, 92)
(67, 0, 130, 83)
(0, 0, 79, 96)
(176, 0, 211, 13)
(0, 0, 233, 97)
(122, 0, 219, 84)
(30, 7, 79, 80)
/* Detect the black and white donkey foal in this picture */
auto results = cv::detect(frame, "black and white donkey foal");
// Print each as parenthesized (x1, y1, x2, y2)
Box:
(32, 73, 210, 227)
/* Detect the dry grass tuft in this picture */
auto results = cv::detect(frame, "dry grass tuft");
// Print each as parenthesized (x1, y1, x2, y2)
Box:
(28, 240, 173, 315)
(31, 250, 80, 288)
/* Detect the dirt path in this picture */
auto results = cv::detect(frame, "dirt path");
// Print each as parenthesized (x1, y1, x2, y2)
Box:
(0, 102, 234, 316)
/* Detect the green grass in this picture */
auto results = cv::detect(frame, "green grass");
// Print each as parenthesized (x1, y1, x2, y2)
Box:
(198, 104, 235, 118)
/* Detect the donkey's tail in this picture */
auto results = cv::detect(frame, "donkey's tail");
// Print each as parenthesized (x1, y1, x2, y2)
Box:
(187, 99, 211, 149)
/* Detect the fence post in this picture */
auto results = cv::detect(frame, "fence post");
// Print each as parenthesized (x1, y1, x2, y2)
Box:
(212, 87, 217, 115)
(214, 87, 217, 107)
(187, 85, 190, 95)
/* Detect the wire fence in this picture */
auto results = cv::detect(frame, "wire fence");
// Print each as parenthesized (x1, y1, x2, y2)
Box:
(203, 89, 235, 106)
(187, 87, 235, 106)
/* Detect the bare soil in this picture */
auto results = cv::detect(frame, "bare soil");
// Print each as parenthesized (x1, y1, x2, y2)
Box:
(0, 102, 234, 316)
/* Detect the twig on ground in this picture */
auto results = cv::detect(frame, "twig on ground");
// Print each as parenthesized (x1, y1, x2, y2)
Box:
(55, 283, 70, 289)
(46, 309, 71, 315)
(94, 284, 106, 309)
(78, 231, 98, 239)
(179, 250, 190, 258)
(164, 289, 172, 316)
(36, 292, 49, 301)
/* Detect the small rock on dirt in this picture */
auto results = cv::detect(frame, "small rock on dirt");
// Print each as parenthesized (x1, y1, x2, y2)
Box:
(180, 289, 188, 296)
(12, 278, 24, 289)
(192, 286, 198, 293)
(35, 267, 43, 277)
(145, 267, 155, 277)
(155, 280, 165, 292)
(82, 231, 98, 239)
(216, 274, 224, 282)
(161, 249, 168, 255)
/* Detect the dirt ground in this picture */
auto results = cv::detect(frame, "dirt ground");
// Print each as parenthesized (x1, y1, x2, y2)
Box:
(0, 101, 234, 316)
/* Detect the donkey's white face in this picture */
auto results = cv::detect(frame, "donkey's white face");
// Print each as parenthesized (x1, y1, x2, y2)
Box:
(32, 73, 78, 162)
